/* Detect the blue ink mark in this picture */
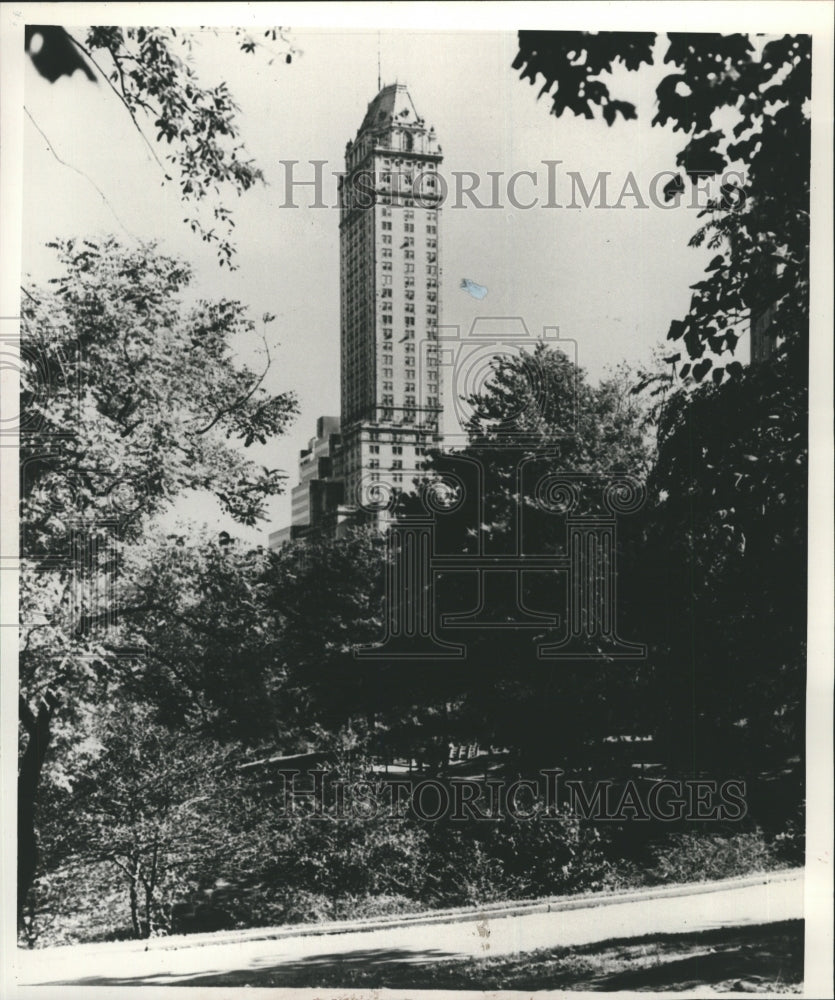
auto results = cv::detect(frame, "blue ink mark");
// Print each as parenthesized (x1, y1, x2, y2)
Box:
(460, 278, 488, 300)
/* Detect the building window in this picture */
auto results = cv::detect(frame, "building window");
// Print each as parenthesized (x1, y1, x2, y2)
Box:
(392, 459, 403, 470)
(369, 459, 379, 469)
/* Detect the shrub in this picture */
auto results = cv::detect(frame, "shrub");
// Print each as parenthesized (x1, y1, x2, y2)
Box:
(646, 829, 782, 884)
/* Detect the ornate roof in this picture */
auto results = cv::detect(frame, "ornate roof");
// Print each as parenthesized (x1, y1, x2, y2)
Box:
(359, 83, 425, 135)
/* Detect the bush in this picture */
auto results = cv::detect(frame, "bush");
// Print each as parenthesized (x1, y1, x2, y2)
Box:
(646, 829, 783, 884)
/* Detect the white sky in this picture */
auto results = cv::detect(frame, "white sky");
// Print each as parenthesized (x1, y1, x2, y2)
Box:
(22, 27, 740, 541)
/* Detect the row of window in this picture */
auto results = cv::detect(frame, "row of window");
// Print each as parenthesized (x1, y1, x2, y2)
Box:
(379, 207, 437, 231)
(381, 376, 438, 392)
(379, 160, 438, 171)
(381, 369, 439, 382)
(380, 329, 440, 341)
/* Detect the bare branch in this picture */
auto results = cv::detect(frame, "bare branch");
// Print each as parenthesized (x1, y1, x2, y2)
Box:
(23, 106, 135, 238)
(194, 330, 272, 436)
(65, 33, 170, 179)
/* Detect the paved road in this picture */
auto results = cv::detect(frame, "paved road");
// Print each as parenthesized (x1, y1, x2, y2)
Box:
(14, 869, 803, 989)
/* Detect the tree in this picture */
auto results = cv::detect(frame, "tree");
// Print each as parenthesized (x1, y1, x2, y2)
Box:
(389, 345, 654, 770)
(25, 25, 300, 267)
(635, 338, 807, 772)
(119, 532, 285, 742)
(511, 29, 810, 793)
(37, 704, 242, 940)
(513, 32, 811, 375)
(18, 237, 297, 921)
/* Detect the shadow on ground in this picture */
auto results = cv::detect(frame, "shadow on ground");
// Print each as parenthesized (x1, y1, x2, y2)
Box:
(48, 920, 803, 992)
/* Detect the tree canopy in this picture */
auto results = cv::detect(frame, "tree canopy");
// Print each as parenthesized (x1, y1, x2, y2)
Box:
(513, 32, 811, 378)
(25, 25, 298, 266)
(18, 237, 297, 918)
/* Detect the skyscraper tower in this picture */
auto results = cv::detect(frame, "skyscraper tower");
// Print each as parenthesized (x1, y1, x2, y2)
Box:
(338, 83, 444, 514)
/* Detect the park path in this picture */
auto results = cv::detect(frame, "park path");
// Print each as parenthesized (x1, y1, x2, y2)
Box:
(13, 868, 803, 989)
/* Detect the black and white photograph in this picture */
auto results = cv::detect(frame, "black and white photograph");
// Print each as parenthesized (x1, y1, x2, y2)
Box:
(1, 3, 832, 996)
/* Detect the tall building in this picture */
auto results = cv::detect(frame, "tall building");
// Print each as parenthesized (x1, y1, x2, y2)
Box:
(271, 83, 444, 548)
(338, 83, 444, 513)
(268, 416, 344, 548)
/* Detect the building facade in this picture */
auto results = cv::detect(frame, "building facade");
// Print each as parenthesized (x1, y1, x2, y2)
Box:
(268, 416, 344, 548)
(338, 83, 444, 512)
(271, 83, 444, 548)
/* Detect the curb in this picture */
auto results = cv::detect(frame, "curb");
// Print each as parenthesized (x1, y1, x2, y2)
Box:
(19, 867, 802, 959)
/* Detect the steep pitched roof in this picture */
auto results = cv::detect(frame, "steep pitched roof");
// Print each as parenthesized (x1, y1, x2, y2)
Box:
(359, 83, 423, 135)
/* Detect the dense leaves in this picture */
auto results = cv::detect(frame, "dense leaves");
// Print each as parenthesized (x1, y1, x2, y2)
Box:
(26, 26, 298, 266)
(388, 346, 655, 767)
(512, 31, 655, 122)
(634, 339, 807, 770)
(37, 705, 242, 939)
(513, 32, 811, 372)
(18, 239, 297, 920)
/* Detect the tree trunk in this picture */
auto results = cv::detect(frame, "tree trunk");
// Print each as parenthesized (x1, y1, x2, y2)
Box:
(129, 864, 142, 939)
(17, 691, 60, 927)
(144, 838, 160, 936)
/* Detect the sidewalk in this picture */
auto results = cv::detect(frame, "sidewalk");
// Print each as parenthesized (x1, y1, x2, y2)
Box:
(13, 868, 803, 988)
